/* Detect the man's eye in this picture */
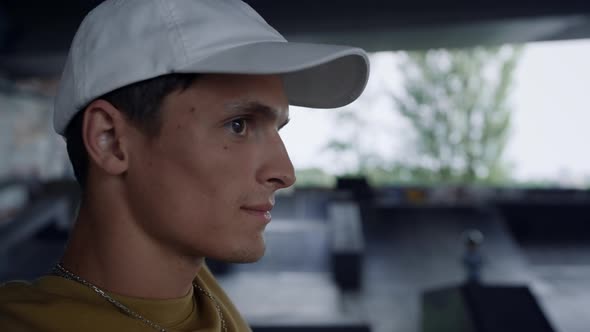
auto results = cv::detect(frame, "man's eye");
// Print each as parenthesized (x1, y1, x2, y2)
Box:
(228, 119, 248, 135)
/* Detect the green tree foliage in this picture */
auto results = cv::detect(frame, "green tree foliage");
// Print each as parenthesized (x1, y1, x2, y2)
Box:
(392, 46, 522, 184)
(323, 106, 384, 176)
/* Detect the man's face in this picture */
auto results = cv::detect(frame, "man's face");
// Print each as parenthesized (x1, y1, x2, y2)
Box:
(125, 74, 295, 263)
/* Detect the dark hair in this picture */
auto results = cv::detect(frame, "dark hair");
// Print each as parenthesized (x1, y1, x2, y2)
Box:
(64, 73, 200, 189)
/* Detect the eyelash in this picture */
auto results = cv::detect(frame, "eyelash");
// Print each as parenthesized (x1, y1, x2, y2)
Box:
(224, 115, 289, 137)
(225, 117, 250, 136)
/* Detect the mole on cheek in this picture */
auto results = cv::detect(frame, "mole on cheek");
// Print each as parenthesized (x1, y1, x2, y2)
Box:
(223, 145, 229, 151)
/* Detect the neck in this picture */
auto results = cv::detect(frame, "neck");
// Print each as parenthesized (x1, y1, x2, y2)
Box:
(61, 186, 203, 299)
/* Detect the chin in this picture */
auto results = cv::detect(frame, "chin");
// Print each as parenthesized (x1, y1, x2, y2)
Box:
(219, 241, 267, 264)
(234, 247, 266, 263)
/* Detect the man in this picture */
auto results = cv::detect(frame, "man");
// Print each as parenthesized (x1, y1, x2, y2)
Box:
(0, 0, 369, 331)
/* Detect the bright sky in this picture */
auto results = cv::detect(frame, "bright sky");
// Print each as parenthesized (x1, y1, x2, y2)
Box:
(280, 39, 590, 185)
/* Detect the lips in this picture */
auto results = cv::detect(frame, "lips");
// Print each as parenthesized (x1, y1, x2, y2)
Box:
(242, 203, 273, 212)
(241, 203, 273, 222)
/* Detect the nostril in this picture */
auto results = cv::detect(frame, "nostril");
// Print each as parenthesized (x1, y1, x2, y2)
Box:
(267, 174, 294, 189)
(269, 177, 286, 187)
(273, 173, 295, 189)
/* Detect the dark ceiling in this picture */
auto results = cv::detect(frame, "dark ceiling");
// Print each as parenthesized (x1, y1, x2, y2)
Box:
(1, 0, 589, 78)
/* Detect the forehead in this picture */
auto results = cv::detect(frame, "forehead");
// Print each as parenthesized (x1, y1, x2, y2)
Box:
(159, 74, 289, 126)
(190, 74, 287, 107)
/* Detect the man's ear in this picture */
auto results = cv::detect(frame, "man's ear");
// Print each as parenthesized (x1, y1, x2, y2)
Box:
(82, 99, 130, 176)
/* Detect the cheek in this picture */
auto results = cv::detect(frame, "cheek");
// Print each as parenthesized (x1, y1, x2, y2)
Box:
(127, 136, 266, 258)
(128, 127, 255, 219)
(146, 140, 244, 213)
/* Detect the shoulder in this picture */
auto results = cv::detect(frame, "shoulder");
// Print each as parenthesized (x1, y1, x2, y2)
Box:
(0, 276, 112, 331)
(1, 275, 109, 307)
(0, 280, 49, 331)
(0, 280, 43, 302)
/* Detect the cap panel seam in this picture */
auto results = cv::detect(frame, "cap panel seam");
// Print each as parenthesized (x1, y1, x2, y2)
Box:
(76, 0, 121, 107)
(161, 0, 189, 67)
(74, 10, 95, 108)
(70, 45, 80, 112)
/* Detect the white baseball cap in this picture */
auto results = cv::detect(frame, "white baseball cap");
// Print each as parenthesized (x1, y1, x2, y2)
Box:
(53, 0, 370, 135)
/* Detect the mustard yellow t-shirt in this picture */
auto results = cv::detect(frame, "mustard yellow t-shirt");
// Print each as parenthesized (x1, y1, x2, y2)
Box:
(0, 266, 250, 332)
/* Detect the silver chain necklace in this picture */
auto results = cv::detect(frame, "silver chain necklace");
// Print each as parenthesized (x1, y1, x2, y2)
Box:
(53, 263, 227, 332)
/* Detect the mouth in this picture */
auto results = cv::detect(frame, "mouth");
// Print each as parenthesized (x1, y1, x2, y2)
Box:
(241, 203, 273, 223)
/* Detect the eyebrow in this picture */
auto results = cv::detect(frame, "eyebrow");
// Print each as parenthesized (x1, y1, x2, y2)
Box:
(224, 100, 290, 129)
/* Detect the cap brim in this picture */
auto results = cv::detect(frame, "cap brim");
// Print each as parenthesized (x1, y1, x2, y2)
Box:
(177, 41, 370, 109)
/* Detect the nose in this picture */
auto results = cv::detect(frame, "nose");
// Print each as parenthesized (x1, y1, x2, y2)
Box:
(258, 133, 296, 190)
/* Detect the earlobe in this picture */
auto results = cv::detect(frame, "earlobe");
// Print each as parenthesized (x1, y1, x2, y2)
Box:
(82, 100, 130, 176)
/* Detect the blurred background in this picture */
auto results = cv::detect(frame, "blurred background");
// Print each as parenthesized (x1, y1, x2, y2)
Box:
(2, 1, 590, 331)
